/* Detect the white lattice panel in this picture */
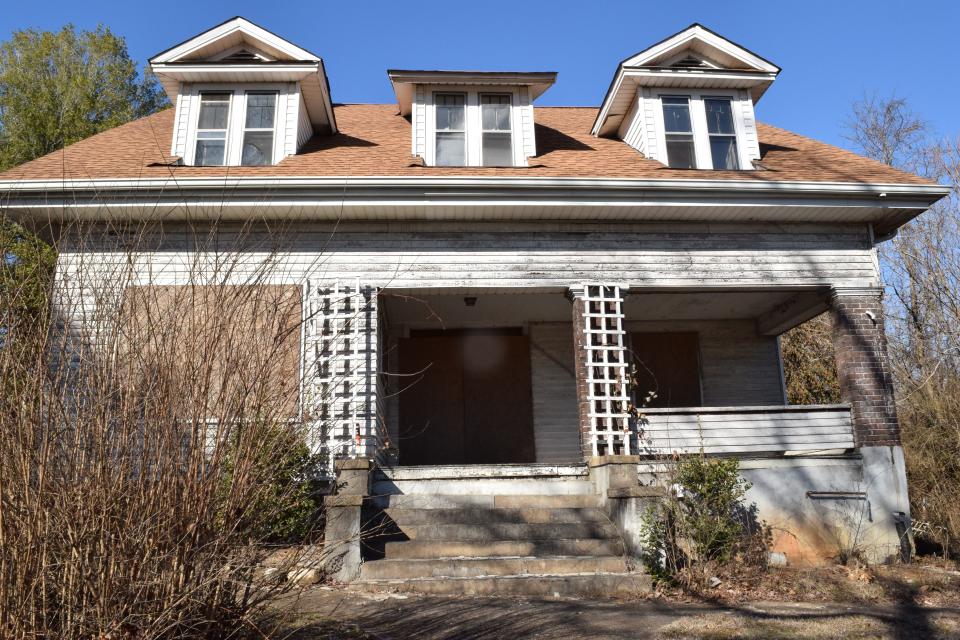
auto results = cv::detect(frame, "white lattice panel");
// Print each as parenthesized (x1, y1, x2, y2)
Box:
(303, 279, 382, 473)
(578, 284, 632, 456)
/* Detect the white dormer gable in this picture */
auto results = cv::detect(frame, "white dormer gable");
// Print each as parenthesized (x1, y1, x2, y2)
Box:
(388, 70, 556, 167)
(593, 24, 780, 171)
(149, 17, 336, 166)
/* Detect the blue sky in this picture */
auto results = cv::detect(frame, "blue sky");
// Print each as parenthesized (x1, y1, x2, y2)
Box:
(2, 1, 958, 148)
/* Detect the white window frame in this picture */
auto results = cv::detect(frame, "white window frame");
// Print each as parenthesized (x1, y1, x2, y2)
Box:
(432, 92, 468, 167)
(479, 93, 514, 167)
(425, 86, 524, 167)
(184, 84, 289, 167)
(652, 90, 750, 170)
(193, 92, 232, 167)
(240, 90, 280, 167)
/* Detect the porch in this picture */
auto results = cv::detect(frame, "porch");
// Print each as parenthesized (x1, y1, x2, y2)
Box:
(365, 285, 855, 466)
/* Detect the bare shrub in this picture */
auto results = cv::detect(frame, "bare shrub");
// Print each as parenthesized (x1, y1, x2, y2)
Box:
(0, 218, 349, 638)
(779, 313, 841, 405)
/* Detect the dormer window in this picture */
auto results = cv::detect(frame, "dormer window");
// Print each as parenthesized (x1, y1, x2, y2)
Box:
(195, 93, 231, 166)
(705, 98, 739, 170)
(480, 94, 513, 166)
(241, 92, 277, 166)
(185, 88, 283, 167)
(662, 96, 695, 169)
(659, 93, 743, 170)
(435, 93, 466, 166)
(387, 71, 556, 168)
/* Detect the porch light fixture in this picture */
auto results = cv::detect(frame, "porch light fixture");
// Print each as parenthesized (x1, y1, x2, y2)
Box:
(464, 296, 478, 307)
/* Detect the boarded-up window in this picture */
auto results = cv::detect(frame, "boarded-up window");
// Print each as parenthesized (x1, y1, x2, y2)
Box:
(629, 332, 702, 408)
(119, 285, 302, 420)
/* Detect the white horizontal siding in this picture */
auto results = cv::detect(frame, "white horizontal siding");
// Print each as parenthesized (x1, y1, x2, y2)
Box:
(50, 224, 877, 360)
(413, 85, 426, 158)
(618, 91, 647, 157)
(640, 405, 855, 455)
(296, 90, 313, 151)
(171, 84, 190, 158)
(519, 86, 536, 160)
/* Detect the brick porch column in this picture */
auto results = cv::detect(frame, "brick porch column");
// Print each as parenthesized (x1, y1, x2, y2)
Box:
(569, 290, 593, 459)
(828, 287, 900, 446)
(568, 284, 631, 459)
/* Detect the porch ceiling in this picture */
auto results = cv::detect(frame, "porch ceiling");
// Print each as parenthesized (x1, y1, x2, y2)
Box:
(381, 288, 827, 328)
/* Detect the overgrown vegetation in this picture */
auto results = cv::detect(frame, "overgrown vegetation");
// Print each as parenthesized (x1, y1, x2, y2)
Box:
(777, 94, 960, 560)
(641, 455, 770, 587)
(0, 220, 347, 639)
(780, 313, 841, 406)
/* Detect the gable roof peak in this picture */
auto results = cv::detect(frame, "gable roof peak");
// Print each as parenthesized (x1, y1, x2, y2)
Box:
(149, 16, 322, 64)
(620, 23, 779, 73)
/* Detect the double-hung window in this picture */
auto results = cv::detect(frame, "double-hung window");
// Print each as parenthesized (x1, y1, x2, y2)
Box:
(662, 96, 695, 169)
(241, 92, 278, 166)
(435, 93, 466, 166)
(659, 94, 743, 170)
(704, 98, 739, 170)
(195, 93, 231, 166)
(480, 94, 512, 166)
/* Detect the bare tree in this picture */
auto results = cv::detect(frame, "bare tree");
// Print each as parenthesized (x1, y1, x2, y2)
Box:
(845, 96, 960, 556)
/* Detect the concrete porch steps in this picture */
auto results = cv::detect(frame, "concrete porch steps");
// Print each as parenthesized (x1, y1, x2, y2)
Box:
(359, 555, 627, 580)
(383, 538, 624, 559)
(358, 473, 650, 596)
(356, 572, 652, 598)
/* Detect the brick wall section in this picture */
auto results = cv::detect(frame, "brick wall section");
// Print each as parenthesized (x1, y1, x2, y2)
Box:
(829, 292, 900, 446)
(571, 296, 593, 459)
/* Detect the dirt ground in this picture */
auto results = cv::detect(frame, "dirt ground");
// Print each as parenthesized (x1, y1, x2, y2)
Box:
(280, 588, 960, 639)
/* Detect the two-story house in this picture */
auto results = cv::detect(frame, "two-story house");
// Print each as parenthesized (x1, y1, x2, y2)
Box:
(0, 17, 948, 595)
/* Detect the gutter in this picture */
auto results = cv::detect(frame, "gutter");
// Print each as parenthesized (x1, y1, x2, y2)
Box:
(0, 175, 950, 200)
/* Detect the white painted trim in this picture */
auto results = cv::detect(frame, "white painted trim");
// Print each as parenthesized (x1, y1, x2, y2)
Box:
(150, 17, 320, 64)
(183, 83, 289, 166)
(0, 175, 948, 197)
(424, 86, 527, 167)
(652, 89, 753, 170)
(621, 25, 780, 73)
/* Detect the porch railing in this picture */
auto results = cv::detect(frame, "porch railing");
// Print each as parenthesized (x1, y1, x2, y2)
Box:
(637, 404, 855, 456)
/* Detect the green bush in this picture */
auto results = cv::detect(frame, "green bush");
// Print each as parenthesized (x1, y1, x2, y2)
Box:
(218, 424, 326, 544)
(641, 455, 766, 583)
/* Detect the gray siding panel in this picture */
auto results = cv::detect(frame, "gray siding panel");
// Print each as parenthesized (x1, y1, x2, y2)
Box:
(529, 323, 581, 462)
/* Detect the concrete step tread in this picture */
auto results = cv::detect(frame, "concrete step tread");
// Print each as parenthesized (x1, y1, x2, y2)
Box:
(360, 554, 628, 580)
(370, 494, 605, 509)
(384, 538, 624, 559)
(401, 521, 619, 541)
(384, 506, 612, 524)
(355, 572, 652, 597)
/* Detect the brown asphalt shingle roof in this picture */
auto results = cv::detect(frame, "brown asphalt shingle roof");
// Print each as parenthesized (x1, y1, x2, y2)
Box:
(0, 103, 934, 185)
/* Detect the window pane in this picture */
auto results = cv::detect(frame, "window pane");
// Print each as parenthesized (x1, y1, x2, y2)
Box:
(662, 97, 691, 133)
(242, 131, 274, 166)
(481, 95, 511, 131)
(436, 132, 465, 166)
(704, 98, 735, 135)
(437, 105, 464, 131)
(198, 94, 230, 130)
(436, 94, 465, 131)
(195, 139, 225, 166)
(665, 135, 696, 169)
(710, 136, 739, 170)
(482, 132, 512, 166)
(245, 93, 276, 129)
(482, 103, 511, 131)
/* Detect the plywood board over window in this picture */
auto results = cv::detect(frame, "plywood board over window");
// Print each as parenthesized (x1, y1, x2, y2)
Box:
(629, 332, 702, 408)
(118, 285, 302, 420)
